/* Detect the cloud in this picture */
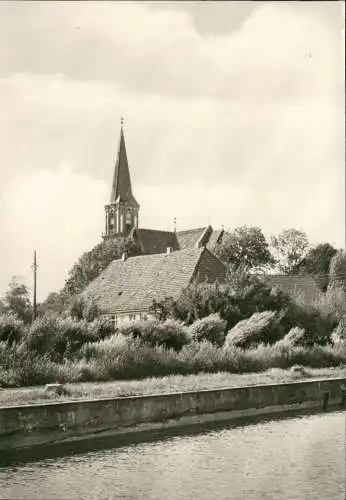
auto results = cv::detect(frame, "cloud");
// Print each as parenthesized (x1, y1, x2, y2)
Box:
(0, 3, 343, 100)
(0, 2, 344, 298)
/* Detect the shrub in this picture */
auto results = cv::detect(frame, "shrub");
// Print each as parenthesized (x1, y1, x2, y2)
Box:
(0, 313, 25, 346)
(68, 296, 101, 322)
(0, 343, 60, 387)
(87, 316, 115, 340)
(79, 334, 184, 380)
(116, 318, 189, 351)
(22, 314, 58, 355)
(314, 286, 346, 321)
(225, 311, 283, 349)
(331, 318, 346, 346)
(150, 275, 293, 331)
(22, 315, 94, 361)
(187, 313, 227, 346)
(278, 327, 306, 347)
(281, 302, 336, 346)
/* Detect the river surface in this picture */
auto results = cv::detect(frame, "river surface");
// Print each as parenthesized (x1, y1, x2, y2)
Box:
(0, 411, 345, 500)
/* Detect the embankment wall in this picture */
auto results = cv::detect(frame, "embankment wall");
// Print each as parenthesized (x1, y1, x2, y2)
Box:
(0, 377, 345, 452)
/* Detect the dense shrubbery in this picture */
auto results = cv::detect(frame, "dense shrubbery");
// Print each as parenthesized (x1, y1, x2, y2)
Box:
(225, 311, 284, 349)
(1, 334, 345, 388)
(0, 270, 345, 388)
(187, 313, 226, 346)
(116, 318, 188, 351)
(0, 313, 25, 346)
(152, 274, 337, 346)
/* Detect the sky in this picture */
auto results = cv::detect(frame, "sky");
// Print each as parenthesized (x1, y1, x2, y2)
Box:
(0, 1, 344, 301)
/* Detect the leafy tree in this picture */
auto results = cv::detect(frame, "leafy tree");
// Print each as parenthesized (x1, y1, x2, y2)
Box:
(62, 236, 141, 297)
(270, 228, 309, 274)
(329, 250, 346, 292)
(296, 243, 338, 291)
(2, 277, 32, 323)
(214, 226, 275, 271)
(39, 292, 68, 317)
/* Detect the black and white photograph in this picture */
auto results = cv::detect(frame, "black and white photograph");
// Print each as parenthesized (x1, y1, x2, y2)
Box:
(0, 1, 345, 499)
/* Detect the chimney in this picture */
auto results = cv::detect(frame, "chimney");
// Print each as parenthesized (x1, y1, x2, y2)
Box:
(166, 247, 173, 255)
(121, 252, 128, 261)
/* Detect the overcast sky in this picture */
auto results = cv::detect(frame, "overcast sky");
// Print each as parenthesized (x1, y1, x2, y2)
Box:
(0, 1, 344, 301)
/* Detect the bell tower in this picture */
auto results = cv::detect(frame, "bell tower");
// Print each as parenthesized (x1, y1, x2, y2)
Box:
(103, 119, 139, 239)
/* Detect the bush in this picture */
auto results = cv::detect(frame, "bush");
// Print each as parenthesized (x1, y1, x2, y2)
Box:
(331, 318, 346, 346)
(87, 316, 115, 340)
(278, 327, 306, 347)
(22, 315, 95, 362)
(225, 311, 283, 349)
(0, 313, 25, 346)
(116, 318, 189, 351)
(187, 313, 227, 346)
(68, 296, 102, 322)
(314, 286, 346, 321)
(281, 302, 336, 346)
(79, 334, 184, 379)
(150, 275, 293, 331)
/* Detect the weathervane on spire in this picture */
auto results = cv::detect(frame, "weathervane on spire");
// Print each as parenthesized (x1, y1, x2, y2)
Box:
(120, 114, 124, 126)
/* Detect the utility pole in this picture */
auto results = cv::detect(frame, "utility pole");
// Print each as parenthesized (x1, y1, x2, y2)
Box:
(31, 250, 38, 322)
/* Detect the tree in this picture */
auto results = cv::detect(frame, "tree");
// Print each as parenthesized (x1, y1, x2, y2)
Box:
(214, 226, 275, 271)
(270, 228, 309, 274)
(296, 243, 338, 291)
(62, 236, 142, 297)
(2, 277, 33, 323)
(329, 250, 346, 292)
(39, 292, 69, 317)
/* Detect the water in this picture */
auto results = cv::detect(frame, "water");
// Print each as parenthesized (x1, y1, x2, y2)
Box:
(0, 411, 345, 500)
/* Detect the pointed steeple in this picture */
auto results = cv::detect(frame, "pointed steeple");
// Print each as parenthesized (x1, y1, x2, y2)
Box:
(103, 118, 140, 239)
(110, 121, 139, 207)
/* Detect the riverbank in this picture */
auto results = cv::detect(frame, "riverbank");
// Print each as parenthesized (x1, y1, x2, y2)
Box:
(1, 375, 345, 458)
(1, 366, 345, 407)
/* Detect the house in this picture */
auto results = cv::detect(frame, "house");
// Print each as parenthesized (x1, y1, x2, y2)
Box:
(102, 119, 224, 253)
(258, 274, 321, 306)
(82, 246, 227, 324)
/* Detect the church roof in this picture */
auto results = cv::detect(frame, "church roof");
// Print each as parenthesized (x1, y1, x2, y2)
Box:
(82, 247, 226, 315)
(132, 228, 180, 255)
(131, 226, 224, 255)
(176, 227, 211, 250)
(110, 126, 139, 207)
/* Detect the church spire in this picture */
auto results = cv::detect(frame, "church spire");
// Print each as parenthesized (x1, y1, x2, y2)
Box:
(110, 119, 139, 207)
(103, 119, 140, 239)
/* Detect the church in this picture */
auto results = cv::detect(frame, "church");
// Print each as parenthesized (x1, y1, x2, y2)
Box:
(82, 121, 321, 324)
(82, 121, 227, 324)
(102, 121, 225, 254)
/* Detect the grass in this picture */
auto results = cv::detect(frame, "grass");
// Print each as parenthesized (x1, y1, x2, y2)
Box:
(1, 366, 345, 408)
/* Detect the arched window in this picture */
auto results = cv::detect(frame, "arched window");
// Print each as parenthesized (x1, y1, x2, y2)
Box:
(126, 209, 132, 225)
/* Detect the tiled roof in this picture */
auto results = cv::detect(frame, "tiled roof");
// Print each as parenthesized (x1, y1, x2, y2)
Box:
(82, 247, 211, 314)
(176, 227, 209, 250)
(133, 228, 180, 255)
(131, 226, 223, 255)
(206, 229, 224, 250)
(258, 274, 320, 305)
(110, 126, 139, 207)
